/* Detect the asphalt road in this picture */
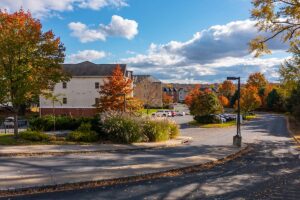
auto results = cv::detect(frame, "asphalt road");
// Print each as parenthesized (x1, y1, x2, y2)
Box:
(3, 113, 300, 200)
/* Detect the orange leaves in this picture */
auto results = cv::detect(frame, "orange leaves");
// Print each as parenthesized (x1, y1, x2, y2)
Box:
(235, 85, 262, 114)
(184, 84, 202, 106)
(163, 93, 173, 106)
(246, 72, 268, 89)
(218, 95, 229, 107)
(98, 65, 134, 112)
(218, 80, 236, 99)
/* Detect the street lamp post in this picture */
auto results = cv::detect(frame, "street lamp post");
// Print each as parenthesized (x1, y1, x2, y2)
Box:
(227, 76, 242, 147)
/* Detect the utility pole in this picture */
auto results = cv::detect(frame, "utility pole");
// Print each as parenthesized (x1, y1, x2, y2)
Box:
(227, 77, 242, 147)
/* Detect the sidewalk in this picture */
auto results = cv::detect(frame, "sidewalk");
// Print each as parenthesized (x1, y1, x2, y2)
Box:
(0, 136, 191, 156)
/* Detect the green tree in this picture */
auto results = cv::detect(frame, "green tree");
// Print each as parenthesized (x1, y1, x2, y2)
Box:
(250, 0, 300, 56)
(190, 91, 223, 117)
(286, 81, 300, 119)
(0, 10, 68, 136)
(279, 44, 300, 97)
(266, 88, 284, 110)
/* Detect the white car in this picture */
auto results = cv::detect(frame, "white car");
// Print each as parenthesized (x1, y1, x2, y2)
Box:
(3, 117, 14, 127)
(152, 110, 172, 117)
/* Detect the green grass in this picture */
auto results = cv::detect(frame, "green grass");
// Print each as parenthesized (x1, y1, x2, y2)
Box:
(0, 133, 96, 146)
(244, 115, 257, 120)
(189, 120, 236, 128)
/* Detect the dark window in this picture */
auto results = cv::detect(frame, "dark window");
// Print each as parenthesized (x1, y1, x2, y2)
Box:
(63, 98, 67, 104)
(95, 98, 100, 105)
(62, 82, 67, 89)
(95, 82, 100, 89)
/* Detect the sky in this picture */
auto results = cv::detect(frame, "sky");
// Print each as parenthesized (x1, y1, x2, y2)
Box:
(0, 0, 290, 83)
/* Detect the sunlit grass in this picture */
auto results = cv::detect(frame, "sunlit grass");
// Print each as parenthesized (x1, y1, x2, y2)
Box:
(189, 120, 236, 128)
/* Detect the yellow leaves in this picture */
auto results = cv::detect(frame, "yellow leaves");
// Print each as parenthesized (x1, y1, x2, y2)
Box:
(249, 36, 272, 57)
(235, 86, 262, 113)
(250, 0, 300, 56)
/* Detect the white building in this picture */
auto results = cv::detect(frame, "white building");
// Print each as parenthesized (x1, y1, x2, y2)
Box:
(40, 61, 133, 117)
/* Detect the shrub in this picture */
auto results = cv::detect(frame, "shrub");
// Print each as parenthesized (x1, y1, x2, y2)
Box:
(19, 131, 51, 142)
(29, 116, 102, 132)
(142, 120, 170, 142)
(102, 115, 144, 144)
(66, 131, 98, 142)
(194, 115, 222, 124)
(66, 122, 99, 142)
(169, 122, 180, 139)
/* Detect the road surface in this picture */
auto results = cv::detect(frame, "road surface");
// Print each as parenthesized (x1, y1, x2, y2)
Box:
(3, 113, 300, 200)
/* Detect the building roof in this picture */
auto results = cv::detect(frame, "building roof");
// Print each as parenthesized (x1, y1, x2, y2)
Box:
(133, 75, 161, 83)
(63, 61, 127, 77)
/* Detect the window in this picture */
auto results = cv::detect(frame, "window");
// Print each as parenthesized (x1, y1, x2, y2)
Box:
(95, 82, 100, 89)
(95, 98, 100, 105)
(63, 98, 67, 104)
(62, 82, 67, 89)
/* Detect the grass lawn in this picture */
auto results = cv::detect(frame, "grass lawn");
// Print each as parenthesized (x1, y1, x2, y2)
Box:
(244, 115, 257, 120)
(189, 120, 236, 128)
(0, 133, 94, 145)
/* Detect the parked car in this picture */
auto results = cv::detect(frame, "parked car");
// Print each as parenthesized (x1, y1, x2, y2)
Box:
(175, 111, 186, 116)
(3, 117, 14, 127)
(152, 110, 172, 117)
(3, 117, 28, 128)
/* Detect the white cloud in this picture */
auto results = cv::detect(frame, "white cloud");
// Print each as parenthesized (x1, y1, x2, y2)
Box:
(68, 50, 106, 63)
(78, 0, 128, 10)
(69, 15, 138, 42)
(123, 19, 289, 83)
(68, 22, 106, 42)
(100, 15, 138, 40)
(0, 0, 128, 18)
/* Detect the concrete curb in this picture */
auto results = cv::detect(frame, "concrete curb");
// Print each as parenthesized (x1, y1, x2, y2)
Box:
(0, 144, 251, 198)
(0, 137, 192, 158)
(285, 116, 300, 145)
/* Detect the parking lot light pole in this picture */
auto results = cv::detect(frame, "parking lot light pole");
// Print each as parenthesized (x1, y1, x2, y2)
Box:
(227, 76, 242, 147)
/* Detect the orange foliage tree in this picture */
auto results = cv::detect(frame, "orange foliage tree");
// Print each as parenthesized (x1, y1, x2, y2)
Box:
(184, 85, 202, 106)
(98, 65, 139, 112)
(218, 95, 230, 107)
(246, 72, 268, 90)
(162, 93, 173, 108)
(218, 80, 236, 99)
(235, 86, 262, 114)
(0, 9, 67, 136)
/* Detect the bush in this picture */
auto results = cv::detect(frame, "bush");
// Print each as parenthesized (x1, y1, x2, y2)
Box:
(66, 122, 99, 142)
(101, 113, 180, 144)
(142, 120, 170, 142)
(102, 115, 144, 144)
(19, 131, 52, 142)
(169, 122, 180, 139)
(194, 115, 222, 124)
(29, 116, 102, 132)
(66, 131, 98, 142)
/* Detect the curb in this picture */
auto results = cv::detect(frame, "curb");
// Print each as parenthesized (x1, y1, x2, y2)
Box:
(0, 138, 192, 158)
(285, 116, 300, 145)
(0, 144, 251, 198)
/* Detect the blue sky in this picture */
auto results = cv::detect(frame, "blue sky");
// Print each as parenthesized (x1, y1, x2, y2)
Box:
(0, 0, 289, 83)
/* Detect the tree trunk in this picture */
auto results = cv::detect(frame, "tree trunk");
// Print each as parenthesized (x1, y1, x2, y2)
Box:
(13, 112, 18, 138)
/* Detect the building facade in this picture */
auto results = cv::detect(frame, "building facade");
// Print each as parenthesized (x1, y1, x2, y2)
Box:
(40, 61, 132, 117)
